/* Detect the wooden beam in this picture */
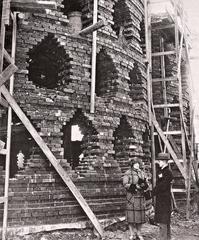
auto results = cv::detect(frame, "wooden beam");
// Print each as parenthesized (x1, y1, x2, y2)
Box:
(90, 0, 98, 114)
(152, 50, 176, 57)
(0, 149, 7, 155)
(78, 20, 106, 36)
(0, 45, 13, 64)
(0, 64, 18, 87)
(0, 140, 5, 151)
(0, 197, 6, 204)
(154, 130, 182, 135)
(152, 76, 177, 82)
(153, 103, 179, 108)
(10, 0, 57, 12)
(152, 23, 175, 31)
(0, 84, 103, 237)
(152, 115, 186, 179)
(0, 96, 8, 108)
(2, 0, 10, 25)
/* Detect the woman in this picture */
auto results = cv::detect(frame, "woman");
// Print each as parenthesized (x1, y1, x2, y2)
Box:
(123, 158, 149, 240)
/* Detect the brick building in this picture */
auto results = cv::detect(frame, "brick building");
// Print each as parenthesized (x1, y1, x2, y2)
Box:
(0, 0, 191, 236)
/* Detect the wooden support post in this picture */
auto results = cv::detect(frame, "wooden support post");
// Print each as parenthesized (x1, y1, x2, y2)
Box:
(77, 20, 106, 36)
(145, 0, 157, 187)
(160, 37, 168, 118)
(0, 84, 103, 237)
(2, 0, 10, 25)
(2, 12, 17, 240)
(144, 0, 156, 187)
(90, 0, 98, 113)
(0, 97, 9, 108)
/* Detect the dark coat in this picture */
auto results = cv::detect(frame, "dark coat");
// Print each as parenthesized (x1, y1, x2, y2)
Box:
(152, 165, 174, 224)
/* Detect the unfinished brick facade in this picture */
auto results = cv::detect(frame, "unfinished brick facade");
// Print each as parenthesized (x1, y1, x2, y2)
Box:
(0, 0, 150, 230)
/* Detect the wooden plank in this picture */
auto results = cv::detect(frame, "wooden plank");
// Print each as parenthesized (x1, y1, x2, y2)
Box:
(78, 20, 106, 36)
(0, 140, 5, 151)
(0, 96, 8, 108)
(168, 135, 182, 158)
(0, 85, 103, 237)
(0, 45, 13, 64)
(0, 64, 18, 87)
(2, 0, 10, 25)
(154, 130, 182, 135)
(152, 76, 177, 82)
(152, 23, 175, 31)
(2, 13, 17, 240)
(145, 0, 156, 188)
(152, 50, 176, 57)
(172, 188, 186, 193)
(0, 149, 7, 155)
(153, 103, 179, 108)
(0, 197, 6, 204)
(10, 0, 57, 12)
(90, 0, 98, 113)
(152, 115, 186, 179)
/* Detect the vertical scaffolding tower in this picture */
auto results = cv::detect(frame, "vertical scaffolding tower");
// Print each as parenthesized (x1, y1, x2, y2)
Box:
(145, 0, 194, 217)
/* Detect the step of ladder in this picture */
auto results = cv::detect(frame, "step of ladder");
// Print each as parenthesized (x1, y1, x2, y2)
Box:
(172, 188, 186, 193)
(152, 23, 175, 31)
(154, 130, 182, 135)
(152, 50, 176, 57)
(153, 103, 180, 108)
(152, 77, 177, 82)
(168, 159, 183, 164)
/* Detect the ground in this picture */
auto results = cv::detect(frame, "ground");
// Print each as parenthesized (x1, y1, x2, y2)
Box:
(9, 211, 199, 240)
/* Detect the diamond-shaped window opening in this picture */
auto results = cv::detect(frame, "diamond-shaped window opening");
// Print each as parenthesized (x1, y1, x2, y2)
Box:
(62, 0, 93, 29)
(62, 109, 98, 170)
(96, 49, 118, 97)
(28, 34, 72, 90)
(112, 0, 131, 40)
(113, 116, 136, 173)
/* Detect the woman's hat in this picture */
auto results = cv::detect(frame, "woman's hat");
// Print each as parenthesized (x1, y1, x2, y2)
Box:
(130, 157, 143, 167)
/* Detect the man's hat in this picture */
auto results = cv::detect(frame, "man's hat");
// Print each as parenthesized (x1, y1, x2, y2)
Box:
(156, 152, 170, 160)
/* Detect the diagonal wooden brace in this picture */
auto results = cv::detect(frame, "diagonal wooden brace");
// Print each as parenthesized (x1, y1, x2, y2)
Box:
(152, 115, 186, 179)
(0, 84, 103, 237)
(0, 96, 8, 108)
(0, 64, 18, 88)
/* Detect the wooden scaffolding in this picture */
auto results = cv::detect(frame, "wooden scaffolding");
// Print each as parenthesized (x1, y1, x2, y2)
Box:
(144, 0, 195, 218)
(0, 1, 103, 239)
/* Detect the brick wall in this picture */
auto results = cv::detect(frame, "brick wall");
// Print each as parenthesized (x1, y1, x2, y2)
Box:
(0, 0, 150, 228)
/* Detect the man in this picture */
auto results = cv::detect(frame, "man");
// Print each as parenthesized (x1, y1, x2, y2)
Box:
(152, 152, 174, 240)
